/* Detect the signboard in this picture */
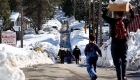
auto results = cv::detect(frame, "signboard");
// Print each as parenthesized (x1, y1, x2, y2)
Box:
(1, 31, 17, 47)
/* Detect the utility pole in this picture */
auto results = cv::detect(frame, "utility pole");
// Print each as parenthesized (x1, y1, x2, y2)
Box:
(99, 0, 102, 46)
(88, 0, 91, 37)
(20, 0, 23, 48)
(92, 0, 95, 36)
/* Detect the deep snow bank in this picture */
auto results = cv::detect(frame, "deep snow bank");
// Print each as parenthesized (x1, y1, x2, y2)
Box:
(98, 29, 140, 70)
(0, 46, 25, 80)
(69, 18, 140, 70)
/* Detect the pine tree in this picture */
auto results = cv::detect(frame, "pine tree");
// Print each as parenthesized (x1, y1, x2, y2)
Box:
(0, 0, 10, 30)
(74, 0, 86, 21)
(8, 0, 19, 12)
(61, 0, 74, 17)
(23, 0, 59, 32)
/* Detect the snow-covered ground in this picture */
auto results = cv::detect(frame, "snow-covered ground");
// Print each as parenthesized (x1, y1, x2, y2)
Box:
(0, 20, 61, 79)
(0, 9, 140, 80)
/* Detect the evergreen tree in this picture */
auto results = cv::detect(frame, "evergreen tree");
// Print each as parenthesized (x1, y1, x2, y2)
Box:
(8, 0, 19, 12)
(23, 0, 59, 32)
(61, 0, 74, 17)
(0, 0, 10, 30)
(74, 0, 87, 21)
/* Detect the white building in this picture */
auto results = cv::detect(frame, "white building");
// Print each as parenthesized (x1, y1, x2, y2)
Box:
(9, 12, 31, 31)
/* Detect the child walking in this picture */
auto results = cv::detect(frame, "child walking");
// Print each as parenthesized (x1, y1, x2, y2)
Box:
(84, 35, 102, 80)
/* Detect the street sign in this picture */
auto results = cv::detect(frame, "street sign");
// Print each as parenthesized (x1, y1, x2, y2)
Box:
(1, 30, 17, 47)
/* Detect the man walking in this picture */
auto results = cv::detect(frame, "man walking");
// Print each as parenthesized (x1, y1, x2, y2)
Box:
(102, 3, 134, 80)
(73, 45, 81, 64)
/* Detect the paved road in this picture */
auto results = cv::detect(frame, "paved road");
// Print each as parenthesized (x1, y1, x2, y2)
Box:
(21, 63, 140, 80)
(60, 23, 71, 50)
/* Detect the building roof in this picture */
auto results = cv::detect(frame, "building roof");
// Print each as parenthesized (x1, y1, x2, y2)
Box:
(9, 12, 20, 21)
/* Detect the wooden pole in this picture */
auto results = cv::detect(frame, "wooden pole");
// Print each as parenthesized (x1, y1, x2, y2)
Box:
(21, 1, 23, 48)
(99, 0, 102, 46)
(88, 0, 91, 37)
(92, 0, 95, 35)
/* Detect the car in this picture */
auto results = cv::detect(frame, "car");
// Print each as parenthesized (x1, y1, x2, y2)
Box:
(52, 26, 58, 30)
(103, 23, 110, 27)
(38, 30, 45, 34)
(24, 28, 36, 35)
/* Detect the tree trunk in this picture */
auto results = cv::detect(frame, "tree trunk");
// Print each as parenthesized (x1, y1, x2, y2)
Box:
(37, 2, 42, 30)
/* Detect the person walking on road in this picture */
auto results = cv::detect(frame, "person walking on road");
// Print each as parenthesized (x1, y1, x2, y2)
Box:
(84, 34, 102, 80)
(58, 46, 66, 64)
(73, 45, 81, 64)
(102, 3, 134, 80)
(66, 49, 72, 64)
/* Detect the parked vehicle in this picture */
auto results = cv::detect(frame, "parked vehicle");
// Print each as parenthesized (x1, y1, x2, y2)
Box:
(24, 28, 36, 35)
(52, 26, 58, 30)
(38, 30, 45, 34)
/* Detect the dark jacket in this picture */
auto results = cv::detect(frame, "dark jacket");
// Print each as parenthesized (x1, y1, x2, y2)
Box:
(73, 47, 81, 58)
(58, 49, 66, 57)
(84, 43, 102, 57)
(102, 9, 134, 44)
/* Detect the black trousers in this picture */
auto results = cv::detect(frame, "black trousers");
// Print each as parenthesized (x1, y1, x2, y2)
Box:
(60, 57, 64, 64)
(111, 43, 128, 79)
(75, 57, 79, 64)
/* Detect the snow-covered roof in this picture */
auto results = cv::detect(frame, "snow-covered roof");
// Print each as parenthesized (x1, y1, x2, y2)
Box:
(24, 17, 31, 22)
(9, 12, 31, 22)
(9, 12, 19, 21)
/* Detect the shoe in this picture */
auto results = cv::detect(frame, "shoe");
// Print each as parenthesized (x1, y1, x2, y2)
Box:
(92, 75, 97, 80)
(123, 77, 127, 80)
(117, 78, 121, 80)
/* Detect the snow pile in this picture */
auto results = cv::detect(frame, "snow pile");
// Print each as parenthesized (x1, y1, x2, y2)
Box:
(69, 20, 85, 31)
(0, 43, 54, 80)
(0, 47, 25, 80)
(97, 39, 114, 67)
(0, 44, 54, 67)
(45, 19, 62, 31)
(98, 29, 140, 70)
(28, 42, 59, 62)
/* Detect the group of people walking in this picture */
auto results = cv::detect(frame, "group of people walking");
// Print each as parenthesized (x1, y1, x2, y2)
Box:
(57, 45, 81, 64)
(58, 3, 134, 80)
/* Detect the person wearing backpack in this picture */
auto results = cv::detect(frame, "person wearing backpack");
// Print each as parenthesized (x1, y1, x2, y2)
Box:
(84, 34, 102, 80)
(102, 3, 134, 80)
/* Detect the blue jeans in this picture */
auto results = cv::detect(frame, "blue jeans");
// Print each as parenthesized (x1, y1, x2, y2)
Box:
(86, 56, 98, 80)
(111, 43, 128, 79)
